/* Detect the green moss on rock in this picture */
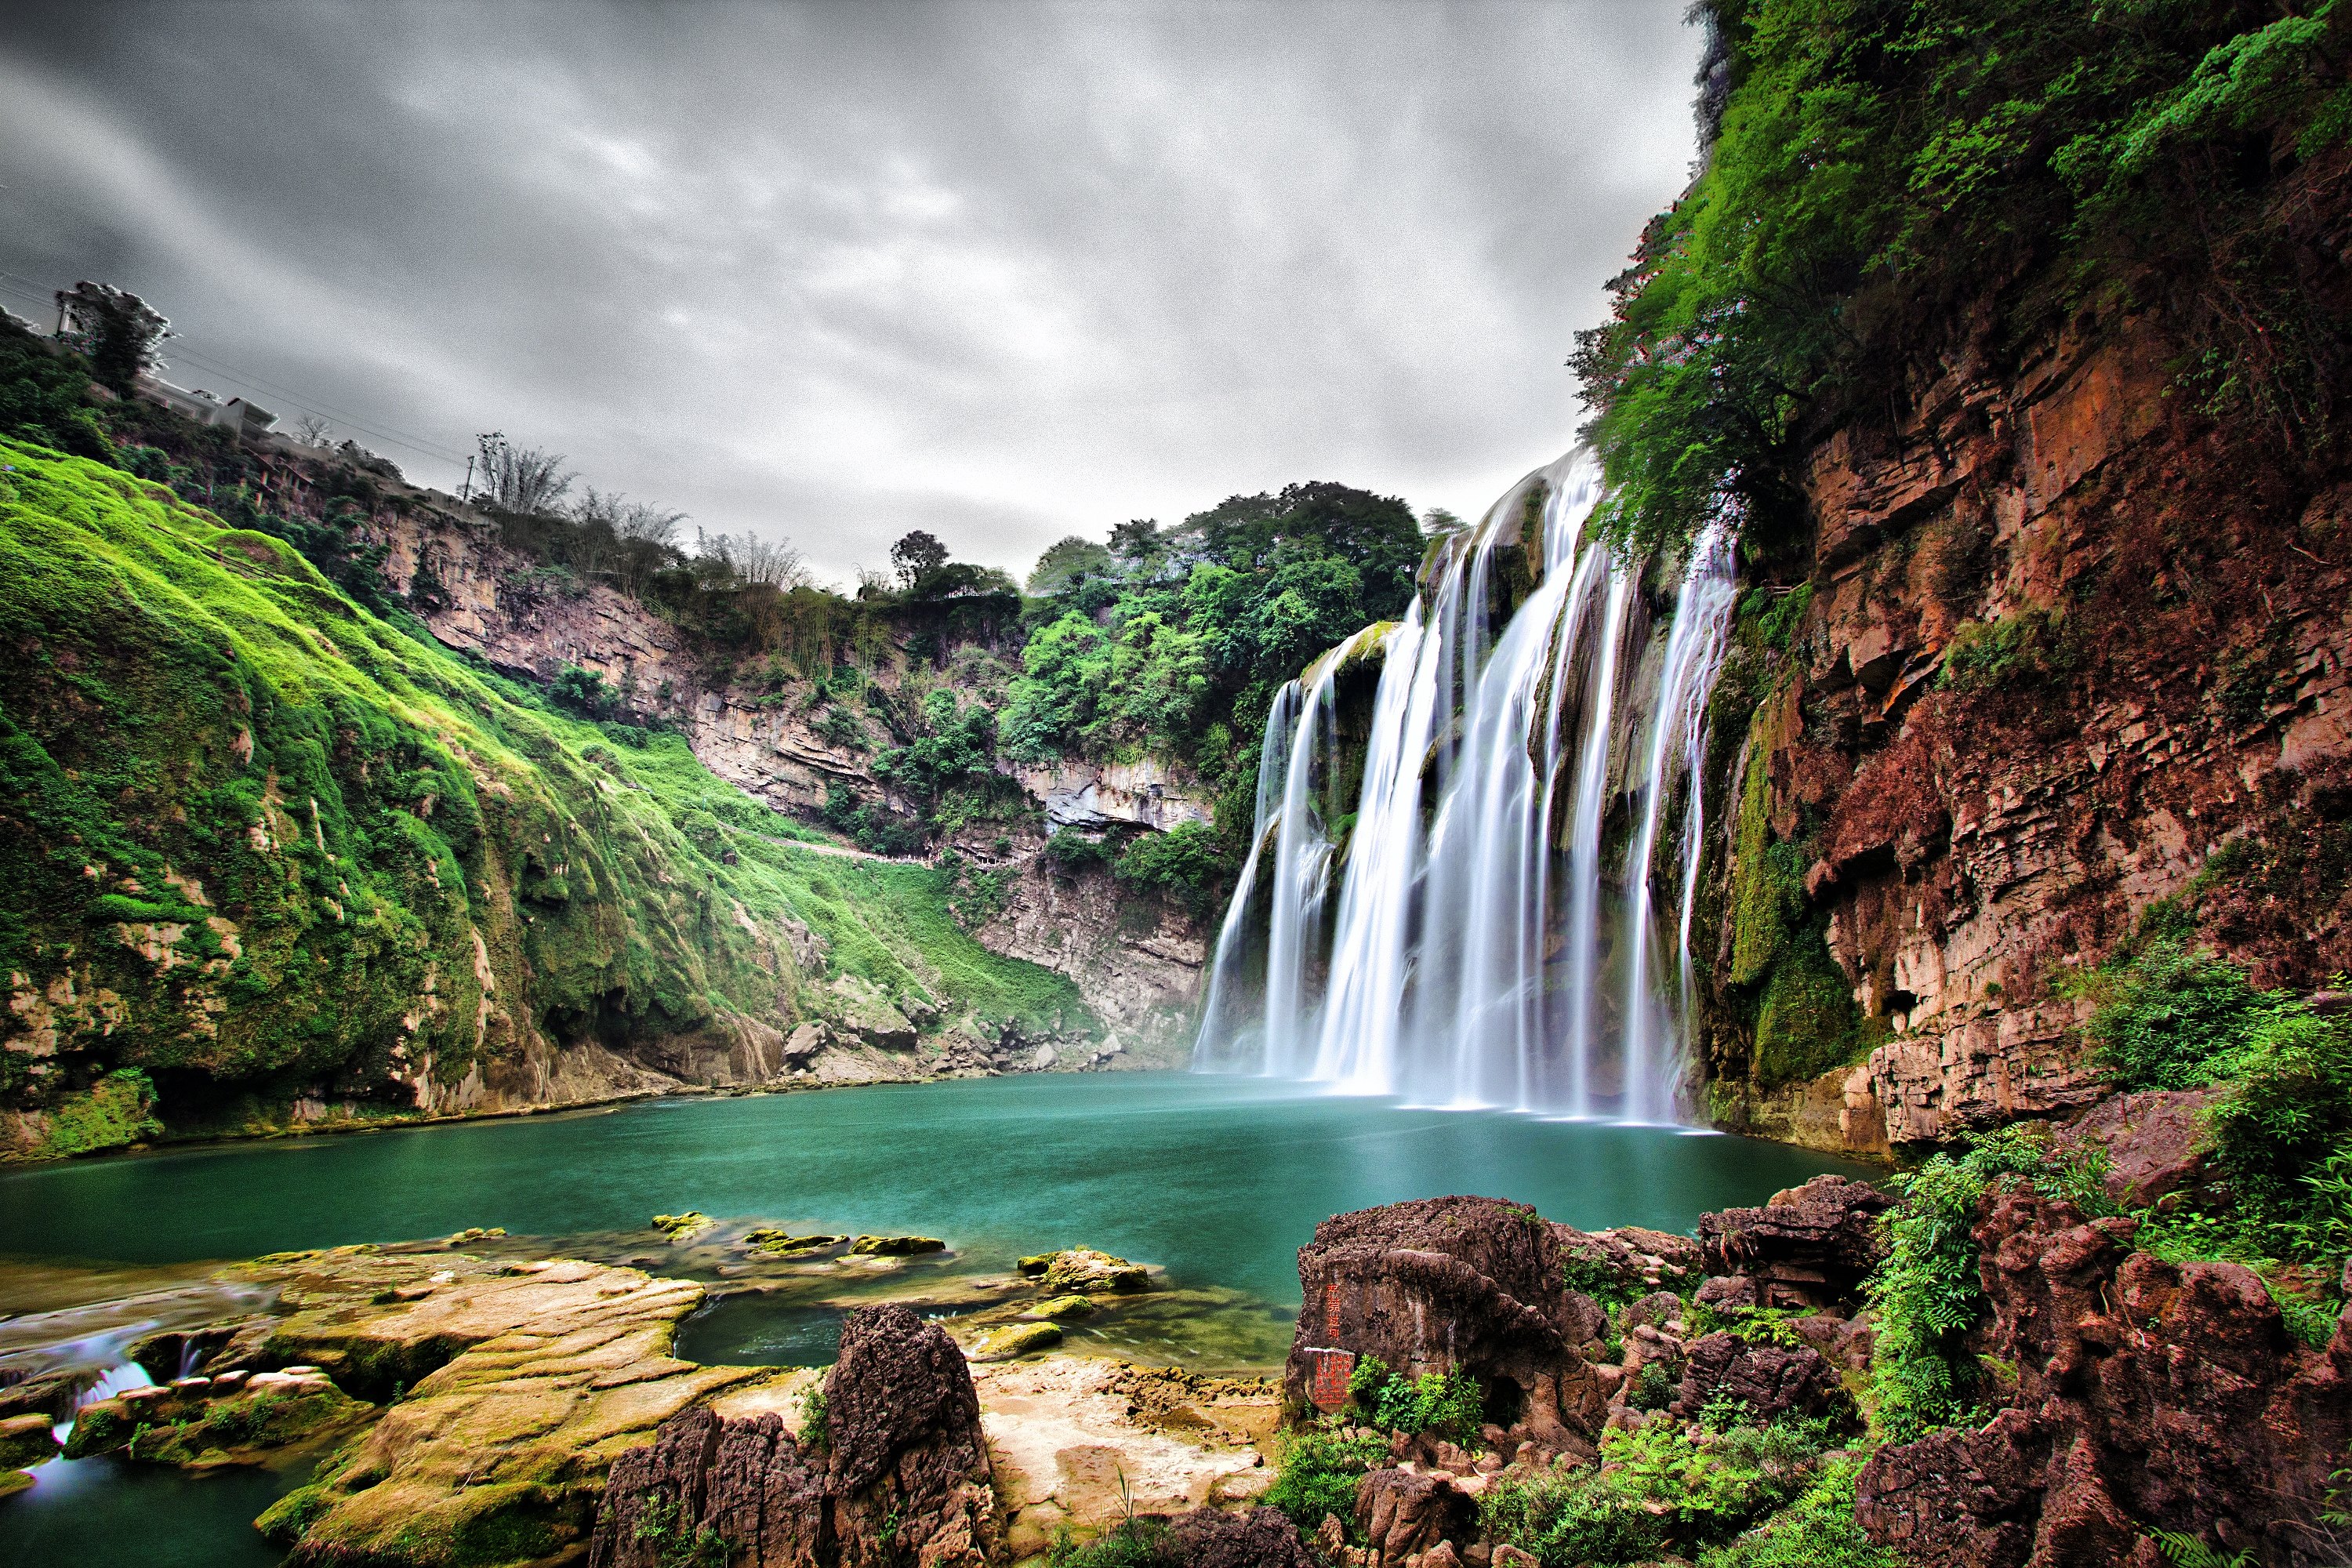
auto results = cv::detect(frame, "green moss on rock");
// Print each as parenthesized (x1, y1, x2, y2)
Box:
(0, 440, 1086, 1153)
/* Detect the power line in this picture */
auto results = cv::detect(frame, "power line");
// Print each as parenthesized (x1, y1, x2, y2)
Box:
(0, 270, 474, 469)
(160, 341, 472, 466)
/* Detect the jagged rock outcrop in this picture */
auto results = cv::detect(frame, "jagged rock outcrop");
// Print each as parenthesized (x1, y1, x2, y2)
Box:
(1669, 1333, 1846, 1426)
(1695, 1174, 1892, 1307)
(1856, 1192, 2352, 1567)
(1162, 1505, 1324, 1568)
(1704, 307, 2352, 1152)
(1284, 1196, 1609, 1450)
(1354, 1465, 1479, 1567)
(591, 1304, 995, 1568)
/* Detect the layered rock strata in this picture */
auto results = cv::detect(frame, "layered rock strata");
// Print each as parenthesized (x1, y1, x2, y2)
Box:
(1710, 310, 2352, 1150)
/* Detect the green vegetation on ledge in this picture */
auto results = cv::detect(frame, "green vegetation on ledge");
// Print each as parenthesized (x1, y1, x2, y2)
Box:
(1575, 0, 2352, 558)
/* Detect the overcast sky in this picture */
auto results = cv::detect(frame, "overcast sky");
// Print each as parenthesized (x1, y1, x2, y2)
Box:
(0, 2, 1702, 586)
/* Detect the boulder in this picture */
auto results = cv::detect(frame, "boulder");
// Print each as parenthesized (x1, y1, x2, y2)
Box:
(1018, 1248, 1149, 1294)
(1669, 1333, 1847, 1426)
(1355, 1465, 1477, 1567)
(2052, 1088, 2218, 1207)
(746, 1229, 848, 1257)
(780, 1022, 828, 1065)
(964, 1322, 1063, 1362)
(0, 1411, 58, 1469)
(652, 1212, 717, 1240)
(1694, 1274, 1762, 1313)
(828, 976, 917, 1051)
(1857, 1192, 2352, 1567)
(1283, 1196, 1609, 1448)
(592, 1303, 995, 1568)
(1163, 1505, 1322, 1568)
(848, 1235, 945, 1257)
(1696, 1175, 1891, 1307)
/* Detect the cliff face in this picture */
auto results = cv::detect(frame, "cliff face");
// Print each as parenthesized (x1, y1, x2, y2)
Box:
(0, 442, 1149, 1160)
(366, 505, 1211, 1058)
(1703, 305, 2352, 1152)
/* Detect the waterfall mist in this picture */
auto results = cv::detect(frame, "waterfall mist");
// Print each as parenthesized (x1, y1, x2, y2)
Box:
(1191, 450, 1739, 1121)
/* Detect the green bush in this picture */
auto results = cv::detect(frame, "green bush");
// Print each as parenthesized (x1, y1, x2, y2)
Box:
(2204, 1011, 2352, 1263)
(1112, 821, 1226, 916)
(1481, 1413, 1835, 1566)
(1047, 1519, 1178, 1568)
(2078, 904, 2288, 1090)
(1697, 1456, 1894, 1568)
(1573, 0, 2352, 558)
(1264, 1421, 1387, 1535)
(1345, 1357, 1483, 1444)
(1867, 1127, 2111, 1441)
(1937, 609, 2076, 694)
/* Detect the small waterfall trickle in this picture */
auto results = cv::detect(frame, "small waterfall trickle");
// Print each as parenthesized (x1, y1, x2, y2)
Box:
(1619, 524, 1738, 1123)
(1191, 449, 1741, 1120)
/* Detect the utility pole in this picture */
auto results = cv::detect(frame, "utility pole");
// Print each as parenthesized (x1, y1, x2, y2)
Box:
(460, 454, 474, 504)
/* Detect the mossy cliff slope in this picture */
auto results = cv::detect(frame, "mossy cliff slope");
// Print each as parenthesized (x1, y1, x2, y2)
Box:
(0, 439, 1081, 1158)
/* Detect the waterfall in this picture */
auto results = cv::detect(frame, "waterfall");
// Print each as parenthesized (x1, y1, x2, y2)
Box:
(1191, 449, 1740, 1121)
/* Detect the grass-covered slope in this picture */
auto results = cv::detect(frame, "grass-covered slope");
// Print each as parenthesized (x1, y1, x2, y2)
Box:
(0, 439, 1080, 1157)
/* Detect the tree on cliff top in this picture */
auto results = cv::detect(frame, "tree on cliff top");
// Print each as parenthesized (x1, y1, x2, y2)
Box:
(474, 430, 575, 515)
(891, 529, 949, 589)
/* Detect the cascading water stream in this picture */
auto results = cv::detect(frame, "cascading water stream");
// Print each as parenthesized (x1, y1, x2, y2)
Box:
(1192, 449, 1742, 1122)
(1619, 524, 1738, 1123)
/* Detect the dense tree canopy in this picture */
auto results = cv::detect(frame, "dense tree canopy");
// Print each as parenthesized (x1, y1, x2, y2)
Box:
(1576, 0, 2352, 557)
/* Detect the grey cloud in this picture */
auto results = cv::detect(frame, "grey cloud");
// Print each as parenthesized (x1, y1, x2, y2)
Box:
(0, 1, 1700, 583)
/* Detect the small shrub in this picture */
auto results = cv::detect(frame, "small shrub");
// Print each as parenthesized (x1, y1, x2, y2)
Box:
(1696, 1456, 1894, 1568)
(1481, 1412, 1835, 1566)
(1938, 608, 2075, 694)
(1264, 1421, 1386, 1534)
(550, 663, 615, 719)
(1044, 831, 1116, 875)
(1868, 1127, 2111, 1441)
(1047, 1518, 1178, 1568)
(1345, 1357, 1483, 1444)
(1112, 820, 1225, 916)
(2205, 1011, 2352, 1262)
(798, 1383, 829, 1454)
(2077, 903, 2288, 1091)
(1629, 1361, 1677, 1412)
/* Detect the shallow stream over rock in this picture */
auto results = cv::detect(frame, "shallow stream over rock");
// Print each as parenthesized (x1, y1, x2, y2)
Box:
(0, 1072, 1870, 1565)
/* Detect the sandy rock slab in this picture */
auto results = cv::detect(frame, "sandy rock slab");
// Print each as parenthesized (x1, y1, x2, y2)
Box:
(239, 1247, 773, 1566)
(974, 1355, 1279, 1559)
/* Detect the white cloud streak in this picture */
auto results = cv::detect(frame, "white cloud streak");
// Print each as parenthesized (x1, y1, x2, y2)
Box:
(0, 1, 1701, 583)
